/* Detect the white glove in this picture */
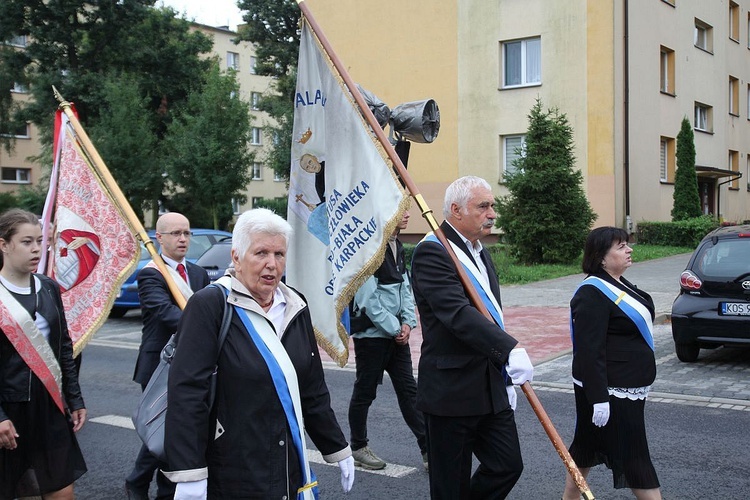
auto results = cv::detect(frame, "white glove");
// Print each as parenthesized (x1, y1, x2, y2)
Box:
(506, 348, 534, 385)
(506, 385, 517, 411)
(338, 455, 355, 493)
(174, 479, 207, 500)
(592, 402, 610, 427)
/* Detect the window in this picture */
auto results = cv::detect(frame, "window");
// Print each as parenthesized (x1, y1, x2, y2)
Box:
(694, 19, 713, 52)
(747, 84, 750, 119)
(501, 37, 541, 88)
(660, 137, 676, 183)
(251, 92, 261, 110)
(1, 167, 30, 184)
(729, 150, 740, 189)
(729, 76, 739, 116)
(694, 102, 712, 132)
(273, 170, 283, 182)
(501, 134, 525, 180)
(660, 46, 675, 95)
(11, 82, 27, 93)
(251, 163, 262, 180)
(231, 198, 241, 214)
(0, 122, 28, 138)
(251, 196, 263, 207)
(227, 52, 239, 70)
(747, 156, 750, 191)
(747, 12, 750, 48)
(251, 127, 262, 145)
(729, 1, 740, 42)
(249, 56, 257, 74)
(6, 35, 26, 47)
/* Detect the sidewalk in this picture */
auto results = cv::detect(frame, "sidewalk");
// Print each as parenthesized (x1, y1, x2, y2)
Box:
(320, 253, 692, 368)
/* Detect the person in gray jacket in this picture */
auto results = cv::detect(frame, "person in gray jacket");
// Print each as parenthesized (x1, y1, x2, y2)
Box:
(348, 210, 427, 471)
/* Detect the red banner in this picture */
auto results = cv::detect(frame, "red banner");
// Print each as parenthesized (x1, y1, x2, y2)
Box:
(49, 111, 140, 355)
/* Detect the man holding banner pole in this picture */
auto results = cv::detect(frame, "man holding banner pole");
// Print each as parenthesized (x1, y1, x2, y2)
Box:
(411, 176, 534, 499)
(126, 212, 209, 500)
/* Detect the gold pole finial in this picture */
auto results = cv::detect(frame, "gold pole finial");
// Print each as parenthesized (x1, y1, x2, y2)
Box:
(52, 86, 69, 109)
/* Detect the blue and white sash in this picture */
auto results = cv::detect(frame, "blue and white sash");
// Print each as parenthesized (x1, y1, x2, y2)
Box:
(573, 276, 654, 350)
(233, 305, 318, 500)
(421, 233, 504, 328)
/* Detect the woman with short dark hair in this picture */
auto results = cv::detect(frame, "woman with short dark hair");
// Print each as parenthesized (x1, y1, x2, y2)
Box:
(562, 226, 662, 500)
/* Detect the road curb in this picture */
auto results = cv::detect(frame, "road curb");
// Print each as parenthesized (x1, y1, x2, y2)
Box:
(530, 381, 750, 410)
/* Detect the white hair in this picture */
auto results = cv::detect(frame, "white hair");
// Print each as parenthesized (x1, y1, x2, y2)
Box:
(232, 208, 292, 260)
(442, 176, 492, 219)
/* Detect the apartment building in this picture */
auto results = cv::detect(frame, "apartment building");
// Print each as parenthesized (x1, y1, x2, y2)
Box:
(0, 22, 284, 223)
(307, 0, 750, 234)
(0, 35, 39, 196)
(192, 23, 287, 217)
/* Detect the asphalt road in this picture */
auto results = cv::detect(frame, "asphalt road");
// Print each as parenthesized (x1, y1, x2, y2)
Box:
(68, 310, 750, 499)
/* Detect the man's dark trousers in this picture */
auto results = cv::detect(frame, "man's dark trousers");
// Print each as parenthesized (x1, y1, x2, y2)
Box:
(424, 410, 523, 499)
(349, 337, 426, 453)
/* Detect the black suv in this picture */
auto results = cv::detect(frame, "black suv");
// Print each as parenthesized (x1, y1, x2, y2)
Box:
(671, 225, 750, 362)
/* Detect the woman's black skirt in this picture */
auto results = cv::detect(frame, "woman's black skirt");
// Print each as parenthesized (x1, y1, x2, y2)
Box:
(568, 384, 659, 490)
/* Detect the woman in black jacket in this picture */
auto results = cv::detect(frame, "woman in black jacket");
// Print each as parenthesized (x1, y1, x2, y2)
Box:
(0, 209, 87, 500)
(165, 208, 353, 499)
(562, 226, 662, 500)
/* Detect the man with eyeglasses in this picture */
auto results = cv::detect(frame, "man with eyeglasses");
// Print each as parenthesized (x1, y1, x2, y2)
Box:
(126, 212, 210, 500)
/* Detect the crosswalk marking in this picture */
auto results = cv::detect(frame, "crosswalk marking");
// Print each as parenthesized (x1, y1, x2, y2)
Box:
(89, 415, 419, 477)
(90, 414, 135, 430)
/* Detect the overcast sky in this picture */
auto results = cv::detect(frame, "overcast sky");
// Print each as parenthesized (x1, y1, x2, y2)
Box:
(159, 0, 245, 30)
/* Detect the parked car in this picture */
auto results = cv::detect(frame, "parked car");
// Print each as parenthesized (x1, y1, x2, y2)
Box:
(110, 228, 231, 317)
(195, 239, 233, 282)
(671, 224, 750, 362)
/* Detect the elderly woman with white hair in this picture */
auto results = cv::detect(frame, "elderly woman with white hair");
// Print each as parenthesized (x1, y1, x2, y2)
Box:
(164, 208, 354, 499)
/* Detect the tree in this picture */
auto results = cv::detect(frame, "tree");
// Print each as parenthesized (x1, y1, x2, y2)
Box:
(236, 0, 300, 182)
(496, 99, 596, 264)
(0, 1, 213, 182)
(87, 74, 161, 225)
(162, 63, 254, 229)
(672, 117, 702, 221)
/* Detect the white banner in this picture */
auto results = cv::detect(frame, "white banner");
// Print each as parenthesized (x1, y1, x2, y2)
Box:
(286, 20, 408, 366)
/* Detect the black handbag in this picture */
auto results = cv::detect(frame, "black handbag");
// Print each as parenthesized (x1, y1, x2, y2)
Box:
(132, 286, 232, 462)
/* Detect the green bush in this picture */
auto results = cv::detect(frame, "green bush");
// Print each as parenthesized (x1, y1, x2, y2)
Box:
(252, 197, 288, 217)
(636, 216, 718, 247)
(0, 192, 19, 214)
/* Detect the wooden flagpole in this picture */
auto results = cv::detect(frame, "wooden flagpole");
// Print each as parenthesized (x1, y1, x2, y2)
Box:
(52, 87, 187, 310)
(294, 2, 594, 498)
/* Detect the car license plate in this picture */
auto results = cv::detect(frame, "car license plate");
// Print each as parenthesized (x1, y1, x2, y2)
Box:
(720, 302, 750, 316)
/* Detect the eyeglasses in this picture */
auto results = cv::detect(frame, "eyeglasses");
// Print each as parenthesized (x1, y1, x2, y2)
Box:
(158, 230, 193, 238)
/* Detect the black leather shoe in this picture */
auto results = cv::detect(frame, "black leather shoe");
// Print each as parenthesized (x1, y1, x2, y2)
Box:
(125, 482, 149, 500)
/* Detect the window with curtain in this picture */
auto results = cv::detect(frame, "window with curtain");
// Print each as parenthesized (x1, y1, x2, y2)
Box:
(660, 137, 675, 183)
(251, 127, 262, 145)
(501, 37, 541, 88)
(501, 135, 526, 179)
(694, 103, 711, 132)
(252, 163, 263, 180)
(227, 52, 239, 70)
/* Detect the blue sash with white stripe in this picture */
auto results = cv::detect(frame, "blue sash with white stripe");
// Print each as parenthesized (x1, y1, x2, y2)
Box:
(572, 276, 654, 351)
(235, 307, 319, 499)
(422, 234, 504, 328)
